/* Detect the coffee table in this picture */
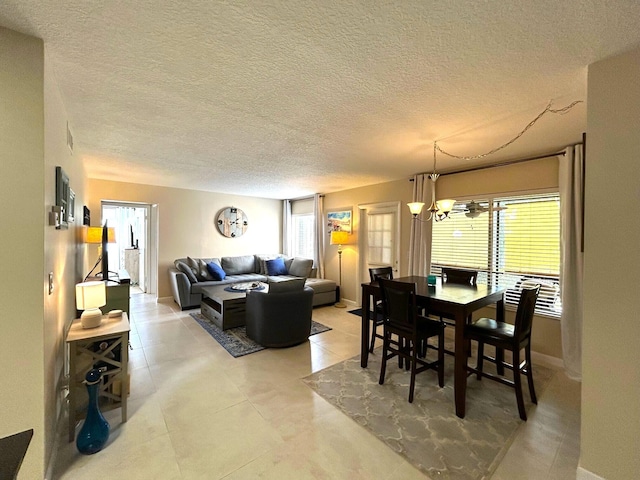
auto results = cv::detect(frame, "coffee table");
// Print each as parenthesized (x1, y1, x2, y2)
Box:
(200, 284, 262, 330)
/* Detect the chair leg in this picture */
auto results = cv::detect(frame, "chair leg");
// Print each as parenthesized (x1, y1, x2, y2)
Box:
(379, 333, 389, 385)
(465, 315, 473, 357)
(496, 347, 505, 375)
(476, 342, 484, 381)
(369, 321, 377, 353)
(525, 344, 537, 404)
(512, 348, 527, 421)
(437, 329, 445, 388)
(408, 340, 417, 403)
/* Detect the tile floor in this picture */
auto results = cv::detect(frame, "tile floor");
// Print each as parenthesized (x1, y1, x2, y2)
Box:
(53, 294, 581, 479)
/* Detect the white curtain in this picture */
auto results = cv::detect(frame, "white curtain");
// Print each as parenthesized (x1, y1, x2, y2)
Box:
(282, 200, 292, 256)
(313, 194, 326, 279)
(559, 144, 584, 381)
(408, 174, 434, 276)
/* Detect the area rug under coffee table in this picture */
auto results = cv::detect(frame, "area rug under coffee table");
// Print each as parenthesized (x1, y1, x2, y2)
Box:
(189, 312, 331, 358)
(303, 346, 554, 480)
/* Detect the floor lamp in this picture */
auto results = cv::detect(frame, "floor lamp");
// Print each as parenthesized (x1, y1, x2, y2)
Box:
(330, 230, 349, 308)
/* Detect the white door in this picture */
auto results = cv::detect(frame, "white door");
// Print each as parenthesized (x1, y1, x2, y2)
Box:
(357, 202, 401, 303)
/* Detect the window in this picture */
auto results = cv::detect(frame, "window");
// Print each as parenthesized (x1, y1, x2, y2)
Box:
(367, 211, 395, 266)
(289, 198, 315, 261)
(431, 193, 561, 317)
(291, 213, 315, 260)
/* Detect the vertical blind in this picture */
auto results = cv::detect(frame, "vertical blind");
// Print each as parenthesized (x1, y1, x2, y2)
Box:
(431, 193, 561, 316)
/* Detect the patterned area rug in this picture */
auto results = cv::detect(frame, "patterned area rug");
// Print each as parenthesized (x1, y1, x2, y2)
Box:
(189, 312, 332, 358)
(303, 344, 554, 480)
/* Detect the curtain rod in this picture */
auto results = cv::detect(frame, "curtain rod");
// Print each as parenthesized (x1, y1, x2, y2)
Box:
(411, 150, 566, 180)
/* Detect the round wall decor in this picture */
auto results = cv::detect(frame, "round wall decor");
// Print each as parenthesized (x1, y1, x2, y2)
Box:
(216, 207, 248, 238)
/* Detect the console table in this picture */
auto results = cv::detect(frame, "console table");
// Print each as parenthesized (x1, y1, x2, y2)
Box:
(66, 313, 130, 442)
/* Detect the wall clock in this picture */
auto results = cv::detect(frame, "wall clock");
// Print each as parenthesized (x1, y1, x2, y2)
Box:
(217, 207, 248, 238)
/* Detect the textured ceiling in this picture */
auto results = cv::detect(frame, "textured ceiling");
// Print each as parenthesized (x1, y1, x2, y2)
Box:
(2, 1, 640, 199)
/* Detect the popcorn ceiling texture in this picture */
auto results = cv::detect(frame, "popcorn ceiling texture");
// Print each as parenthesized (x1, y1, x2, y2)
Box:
(1, 1, 639, 198)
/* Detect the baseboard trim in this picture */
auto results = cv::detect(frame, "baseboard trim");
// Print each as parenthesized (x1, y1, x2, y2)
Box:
(531, 350, 564, 369)
(577, 466, 606, 480)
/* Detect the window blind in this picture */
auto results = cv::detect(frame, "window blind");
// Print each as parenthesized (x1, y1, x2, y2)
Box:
(291, 213, 314, 260)
(431, 193, 561, 317)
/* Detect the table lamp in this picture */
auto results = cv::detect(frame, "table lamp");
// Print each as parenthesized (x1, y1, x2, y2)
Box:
(330, 230, 349, 308)
(76, 281, 107, 328)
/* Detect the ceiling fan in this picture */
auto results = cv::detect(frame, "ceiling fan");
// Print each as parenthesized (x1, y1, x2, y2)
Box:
(451, 200, 506, 219)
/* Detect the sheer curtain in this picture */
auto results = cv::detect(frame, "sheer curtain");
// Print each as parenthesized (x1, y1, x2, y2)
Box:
(408, 174, 434, 276)
(313, 194, 326, 279)
(559, 144, 584, 381)
(282, 200, 292, 256)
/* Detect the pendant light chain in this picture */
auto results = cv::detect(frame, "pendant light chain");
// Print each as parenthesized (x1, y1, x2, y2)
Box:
(434, 100, 583, 161)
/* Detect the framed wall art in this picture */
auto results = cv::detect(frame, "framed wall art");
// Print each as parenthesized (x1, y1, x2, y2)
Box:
(55, 166, 69, 229)
(83, 206, 91, 226)
(68, 189, 76, 223)
(327, 209, 352, 233)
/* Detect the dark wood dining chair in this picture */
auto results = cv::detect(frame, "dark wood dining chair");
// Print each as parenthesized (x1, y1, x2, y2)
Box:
(368, 266, 393, 353)
(378, 278, 445, 402)
(441, 267, 478, 287)
(464, 285, 540, 420)
(426, 267, 479, 356)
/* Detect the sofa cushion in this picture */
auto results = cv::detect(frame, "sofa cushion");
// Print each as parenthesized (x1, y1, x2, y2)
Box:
(198, 259, 215, 281)
(255, 254, 280, 275)
(266, 257, 288, 276)
(221, 255, 256, 275)
(176, 260, 198, 283)
(268, 278, 306, 293)
(206, 262, 226, 281)
(288, 257, 313, 277)
(186, 256, 207, 281)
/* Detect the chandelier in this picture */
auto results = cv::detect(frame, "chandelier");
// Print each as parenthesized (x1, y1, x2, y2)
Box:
(407, 100, 583, 222)
(407, 143, 455, 221)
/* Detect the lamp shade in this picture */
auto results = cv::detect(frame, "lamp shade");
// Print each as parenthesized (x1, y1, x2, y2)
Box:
(76, 281, 106, 310)
(330, 230, 349, 246)
(436, 199, 456, 213)
(407, 202, 425, 216)
(84, 226, 116, 244)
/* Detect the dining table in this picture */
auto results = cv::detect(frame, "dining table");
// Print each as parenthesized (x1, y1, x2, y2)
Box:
(360, 275, 505, 418)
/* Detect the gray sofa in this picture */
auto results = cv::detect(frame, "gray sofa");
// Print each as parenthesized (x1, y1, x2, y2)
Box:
(168, 254, 337, 310)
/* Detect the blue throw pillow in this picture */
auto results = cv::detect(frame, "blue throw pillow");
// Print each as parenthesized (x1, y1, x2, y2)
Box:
(266, 257, 288, 276)
(206, 262, 226, 281)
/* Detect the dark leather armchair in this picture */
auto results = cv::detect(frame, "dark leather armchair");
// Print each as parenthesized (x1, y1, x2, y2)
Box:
(245, 284, 314, 347)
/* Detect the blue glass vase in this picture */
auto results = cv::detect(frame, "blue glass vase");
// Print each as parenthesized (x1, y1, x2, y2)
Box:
(76, 368, 110, 455)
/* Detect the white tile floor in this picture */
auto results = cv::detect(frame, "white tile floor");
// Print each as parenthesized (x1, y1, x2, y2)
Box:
(53, 294, 581, 479)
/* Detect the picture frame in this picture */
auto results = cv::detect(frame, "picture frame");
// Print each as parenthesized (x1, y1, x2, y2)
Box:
(55, 166, 69, 230)
(327, 210, 352, 233)
(83, 206, 91, 226)
(68, 189, 76, 223)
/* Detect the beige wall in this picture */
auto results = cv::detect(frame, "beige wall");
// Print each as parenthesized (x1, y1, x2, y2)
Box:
(86, 180, 283, 299)
(43, 45, 87, 476)
(0, 27, 45, 479)
(581, 47, 640, 479)
(1, 27, 88, 478)
(323, 156, 563, 359)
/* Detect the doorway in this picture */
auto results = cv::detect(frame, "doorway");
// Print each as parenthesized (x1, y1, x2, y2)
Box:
(101, 202, 155, 294)
(357, 201, 401, 304)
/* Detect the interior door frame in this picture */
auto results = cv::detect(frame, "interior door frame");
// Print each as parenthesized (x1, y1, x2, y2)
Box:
(101, 201, 158, 295)
(357, 201, 401, 305)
